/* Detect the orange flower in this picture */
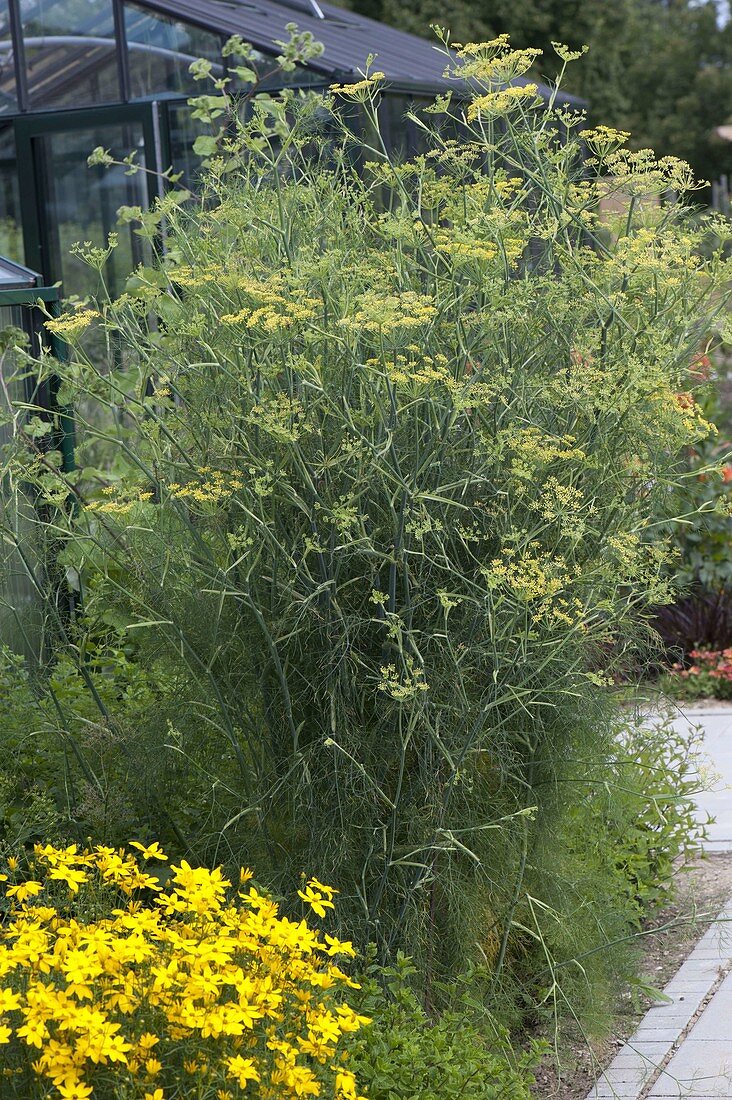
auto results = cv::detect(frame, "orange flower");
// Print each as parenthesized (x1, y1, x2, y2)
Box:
(674, 391, 695, 410)
(689, 353, 712, 381)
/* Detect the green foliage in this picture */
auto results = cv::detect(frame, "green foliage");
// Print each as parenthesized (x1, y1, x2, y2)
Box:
(651, 367, 732, 663)
(0, 651, 64, 850)
(487, 705, 708, 1037)
(337, 0, 732, 188)
(0, 640, 211, 851)
(0, 35, 728, 1034)
(347, 953, 544, 1100)
(570, 710, 708, 919)
(663, 380, 732, 592)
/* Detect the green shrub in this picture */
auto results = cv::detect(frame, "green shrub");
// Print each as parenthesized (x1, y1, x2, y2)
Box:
(559, 708, 708, 928)
(0, 33, 729, 1018)
(0, 642, 206, 851)
(651, 368, 732, 658)
(347, 953, 544, 1100)
(665, 368, 732, 584)
(498, 705, 708, 1034)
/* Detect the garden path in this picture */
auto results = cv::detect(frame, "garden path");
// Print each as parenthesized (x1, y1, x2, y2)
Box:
(675, 704, 732, 855)
(585, 704, 732, 1099)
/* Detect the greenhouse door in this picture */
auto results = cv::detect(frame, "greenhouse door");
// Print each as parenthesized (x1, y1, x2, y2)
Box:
(14, 103, 165, 298)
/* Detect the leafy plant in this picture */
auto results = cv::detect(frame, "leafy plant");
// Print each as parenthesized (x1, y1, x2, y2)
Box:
(347, 952, 543, 1100)
(662, 647, 732, 699)
(499, 706, 709, 1037)
(0, 33, 729, 1020)
(590, 709, 708, 916)
(0, 641, 209, 851)
(652, 370, 732, 661)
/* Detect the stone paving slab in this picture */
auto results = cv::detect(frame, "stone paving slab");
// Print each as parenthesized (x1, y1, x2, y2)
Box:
(585, 707, 732, 1099)
(585, 902, 732, 1100)
(667, 708, 732, 854)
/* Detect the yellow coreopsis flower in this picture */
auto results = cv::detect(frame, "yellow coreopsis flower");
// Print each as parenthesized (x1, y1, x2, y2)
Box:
(137, 1032, 160, 1051)
(48, 865, 89, 893)
(130, 840, 169, 861)
(15, 1017, 49, 1048)
(298, 883, 336, 919)
(225, 1054, 261, 1087)
(0, 987, 21, 1012)
(57, 1081, 94, 1100)
(6, 881, 43, 903)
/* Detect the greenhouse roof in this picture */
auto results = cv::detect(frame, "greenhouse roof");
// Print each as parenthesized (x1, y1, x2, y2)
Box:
(0, 0, 584, 115)
(136, 0, 581, 100)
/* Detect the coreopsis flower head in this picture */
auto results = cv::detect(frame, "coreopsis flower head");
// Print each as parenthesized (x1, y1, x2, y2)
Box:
(298, 880, 336, 918)
(130, 841, 168, 861)
(6, 881, 43, 903)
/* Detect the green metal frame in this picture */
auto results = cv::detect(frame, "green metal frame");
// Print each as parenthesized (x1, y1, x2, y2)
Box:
(13, 101, 166, 280)
(0, 286, 60, 306)
(0, 281, 75, 475)
(6, 96, 193, 473)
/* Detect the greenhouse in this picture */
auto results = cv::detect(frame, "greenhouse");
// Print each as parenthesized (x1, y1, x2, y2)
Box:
(0, 0, 576, 298)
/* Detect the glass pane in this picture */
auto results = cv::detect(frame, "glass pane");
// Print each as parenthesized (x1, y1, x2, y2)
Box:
(35, 122, 148, 297)
(0, 305, 28, 444)
(20, 0, 120, 108)
(166, 101, 208, 190)
(0, 0, 18, 115)
(124, 3, 223, 99)
(0, 126, 23, 263)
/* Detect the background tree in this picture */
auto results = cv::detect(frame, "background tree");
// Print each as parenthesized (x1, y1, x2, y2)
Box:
(337, 0, 732, 188)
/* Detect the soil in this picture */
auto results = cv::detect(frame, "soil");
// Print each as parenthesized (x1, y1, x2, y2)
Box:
(530, 851, 732, 1099)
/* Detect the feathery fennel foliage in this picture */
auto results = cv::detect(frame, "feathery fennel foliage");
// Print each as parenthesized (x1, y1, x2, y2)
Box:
(0, 36, 728, 1012)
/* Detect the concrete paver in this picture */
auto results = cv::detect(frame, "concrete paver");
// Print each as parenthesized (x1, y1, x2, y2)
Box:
(668, 708, 732, 853)
(586, 704, 732, 1099)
